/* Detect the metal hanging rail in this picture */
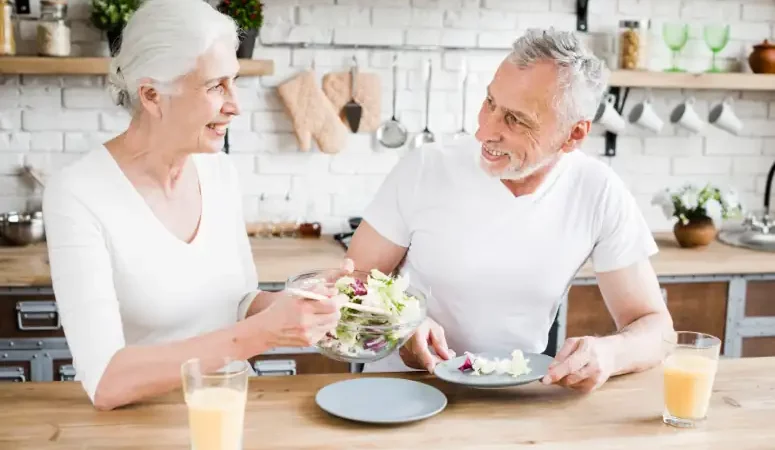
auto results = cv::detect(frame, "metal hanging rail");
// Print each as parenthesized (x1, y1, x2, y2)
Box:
(255, 40, 513, 53)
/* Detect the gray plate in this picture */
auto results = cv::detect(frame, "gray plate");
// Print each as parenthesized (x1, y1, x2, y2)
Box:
(434, 351, 553, 388)
(315, 378, 448, 424)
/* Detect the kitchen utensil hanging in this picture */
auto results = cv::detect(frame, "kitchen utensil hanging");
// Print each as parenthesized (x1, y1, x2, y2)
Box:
(376, 54, 408, 149)
(341, 55, 363, 132)
(412, 58, 435, 149)
(453, 58, 469, 140)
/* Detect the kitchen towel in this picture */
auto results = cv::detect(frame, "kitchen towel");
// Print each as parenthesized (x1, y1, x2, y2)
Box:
(276, 70, 348, 154)
(322, 70, 381, 133)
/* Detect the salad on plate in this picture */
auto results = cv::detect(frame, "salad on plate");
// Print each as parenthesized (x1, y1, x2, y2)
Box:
(458, 349, 532, 378)
(313, 269, 425, 359)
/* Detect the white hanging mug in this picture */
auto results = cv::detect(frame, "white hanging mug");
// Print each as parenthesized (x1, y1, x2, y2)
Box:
(628, 97, 664, 133)
(709, 97, 743, 135)
(669, 97, 704, 134)
(593, 94, 626, 134)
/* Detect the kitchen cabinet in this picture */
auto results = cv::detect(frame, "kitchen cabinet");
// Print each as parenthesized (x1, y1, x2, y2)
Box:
(0, 287, 353, 382)
(565, 285, 617, 338)
(743, 280, 775, 317)
(664, 282, 728, 353)
(739, 280, 775, 357)
(0, 291, 63, 339)
(0, 353, 32, 382)
(0, 288, 70, 383)
(565, 282, 728, 354)
(249, 352, 350, 376)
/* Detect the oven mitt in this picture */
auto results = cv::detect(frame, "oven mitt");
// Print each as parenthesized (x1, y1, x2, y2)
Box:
(276, 70, 347, 154)
(322, 70, 381, 133)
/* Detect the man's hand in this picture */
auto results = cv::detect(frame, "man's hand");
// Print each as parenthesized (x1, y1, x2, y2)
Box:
(399, 318, 454, 373)
(541, 336, 616, 393)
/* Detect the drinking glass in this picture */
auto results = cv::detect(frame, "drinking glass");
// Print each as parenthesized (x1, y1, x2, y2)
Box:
(662, 23, 689, 72)
(181, 358, 250, 450)
(662, 331, 721, 428)
(703, 24, 730, 73)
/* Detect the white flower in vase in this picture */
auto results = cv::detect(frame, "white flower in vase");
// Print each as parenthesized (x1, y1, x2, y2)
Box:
(680, 191, 699, 211)
(653, 183, 744, 248)
(704, 198, 723, 225)
(651, 188, 675, 218)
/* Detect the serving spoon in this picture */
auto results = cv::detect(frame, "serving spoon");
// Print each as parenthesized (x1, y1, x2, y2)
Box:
(412, 58, 435, 149)
(286, 287, 391, 316)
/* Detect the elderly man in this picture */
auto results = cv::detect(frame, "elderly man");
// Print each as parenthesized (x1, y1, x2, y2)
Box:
(345, 28, 674, 393)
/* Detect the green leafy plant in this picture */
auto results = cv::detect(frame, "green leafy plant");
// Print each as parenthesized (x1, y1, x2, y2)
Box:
(218, 0, 263, 31)
(89, 0, 140, 33)
(652, 183, 743, 225)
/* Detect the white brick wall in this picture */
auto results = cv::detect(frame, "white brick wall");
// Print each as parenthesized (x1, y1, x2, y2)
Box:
(3, 0, 775, 233)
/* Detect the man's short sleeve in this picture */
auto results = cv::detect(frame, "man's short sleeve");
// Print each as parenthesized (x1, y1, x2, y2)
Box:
(361, 150, 424, 248)
(590, 173, 658, 273)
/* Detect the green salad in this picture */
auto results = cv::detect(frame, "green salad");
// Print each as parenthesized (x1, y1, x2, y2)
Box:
(317, 269, 424, 358)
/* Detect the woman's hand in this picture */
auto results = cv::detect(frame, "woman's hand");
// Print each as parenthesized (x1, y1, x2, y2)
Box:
(252, 292, 341, 348)
(399, 317, 454, 373)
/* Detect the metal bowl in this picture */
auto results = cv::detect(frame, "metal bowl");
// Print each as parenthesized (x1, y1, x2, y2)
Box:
(0, 211, 45, 246)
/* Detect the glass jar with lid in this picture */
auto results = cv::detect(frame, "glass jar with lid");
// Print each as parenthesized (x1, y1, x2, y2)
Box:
(36, 0, 70, 57)
(617, 19, 650, 70)
(0, 0, 16, 56)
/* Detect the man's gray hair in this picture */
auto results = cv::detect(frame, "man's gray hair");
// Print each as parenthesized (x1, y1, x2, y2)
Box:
(507, 28, 610, 126)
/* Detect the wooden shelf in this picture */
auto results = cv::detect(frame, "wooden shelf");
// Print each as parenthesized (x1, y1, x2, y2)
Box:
(609, 70, 775, 91)
(0, 57, 274, 76)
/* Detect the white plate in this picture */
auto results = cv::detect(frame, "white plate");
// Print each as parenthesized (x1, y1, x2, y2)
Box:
(315, 378, 447, 424)
(433, 351, 553, 388)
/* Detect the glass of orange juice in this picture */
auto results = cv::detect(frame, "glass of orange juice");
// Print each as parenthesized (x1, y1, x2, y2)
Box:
(662, 331, 721, 428)
(181, 358, 250, 450)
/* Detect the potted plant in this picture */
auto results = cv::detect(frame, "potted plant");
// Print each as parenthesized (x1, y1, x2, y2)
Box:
(652, 183, 743, 248)
(89, 0, 140, 56)
(217, 0, 263, 58)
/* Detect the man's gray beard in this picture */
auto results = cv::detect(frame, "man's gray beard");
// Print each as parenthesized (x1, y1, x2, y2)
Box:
(477, 148, 560, 181)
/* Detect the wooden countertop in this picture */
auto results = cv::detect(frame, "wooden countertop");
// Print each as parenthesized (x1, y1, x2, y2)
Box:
(0, 236, 347, 287)
(1, 357, 773, 449)
(0, 232, 773, 288)
(576, 233, 775, 278)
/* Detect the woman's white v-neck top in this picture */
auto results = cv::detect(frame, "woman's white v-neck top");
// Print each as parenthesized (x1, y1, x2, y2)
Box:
(42, 147, 259, 402)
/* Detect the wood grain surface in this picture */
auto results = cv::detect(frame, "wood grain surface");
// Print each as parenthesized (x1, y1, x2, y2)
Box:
(575, 233, 775, 278)
(0, 357, 773, 449)
(0, 233, 773, 287)
(0, 236, 347, 287)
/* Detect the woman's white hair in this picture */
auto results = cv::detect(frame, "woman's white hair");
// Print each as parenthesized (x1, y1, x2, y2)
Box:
(507, 28, 609, 127)
(107, 0, 239, 112)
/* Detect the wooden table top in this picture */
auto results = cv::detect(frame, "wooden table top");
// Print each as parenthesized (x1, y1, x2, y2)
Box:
(0, 357, 773, 449)
(0, 232, 773, 288)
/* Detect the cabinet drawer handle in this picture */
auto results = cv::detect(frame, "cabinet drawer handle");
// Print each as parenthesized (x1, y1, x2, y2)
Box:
(16, 301, 61, 331)
(0, 366, 26, 382)
(59, 364, 76, 381)
(253, 359, 297, 376)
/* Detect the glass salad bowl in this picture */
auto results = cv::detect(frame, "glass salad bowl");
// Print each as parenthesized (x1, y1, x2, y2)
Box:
(285, 268, 428, 364)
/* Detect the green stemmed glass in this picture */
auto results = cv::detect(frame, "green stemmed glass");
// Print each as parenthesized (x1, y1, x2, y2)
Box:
(703, 24, 730, 73)
(663, 23, 689, 72)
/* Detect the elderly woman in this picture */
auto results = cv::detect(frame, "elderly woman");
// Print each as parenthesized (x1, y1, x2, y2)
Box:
(42, 0, 340, 410)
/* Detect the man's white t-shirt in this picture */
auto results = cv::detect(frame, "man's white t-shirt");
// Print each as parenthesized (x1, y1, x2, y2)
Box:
(42, 147, 259, 401)
(361, 136, 658, 372)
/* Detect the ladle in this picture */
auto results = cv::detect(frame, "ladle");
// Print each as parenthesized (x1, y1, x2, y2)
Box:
(375, 54, 408, 149)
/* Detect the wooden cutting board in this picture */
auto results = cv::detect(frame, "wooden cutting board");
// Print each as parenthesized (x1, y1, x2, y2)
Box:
(322, 70, 381, 133)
